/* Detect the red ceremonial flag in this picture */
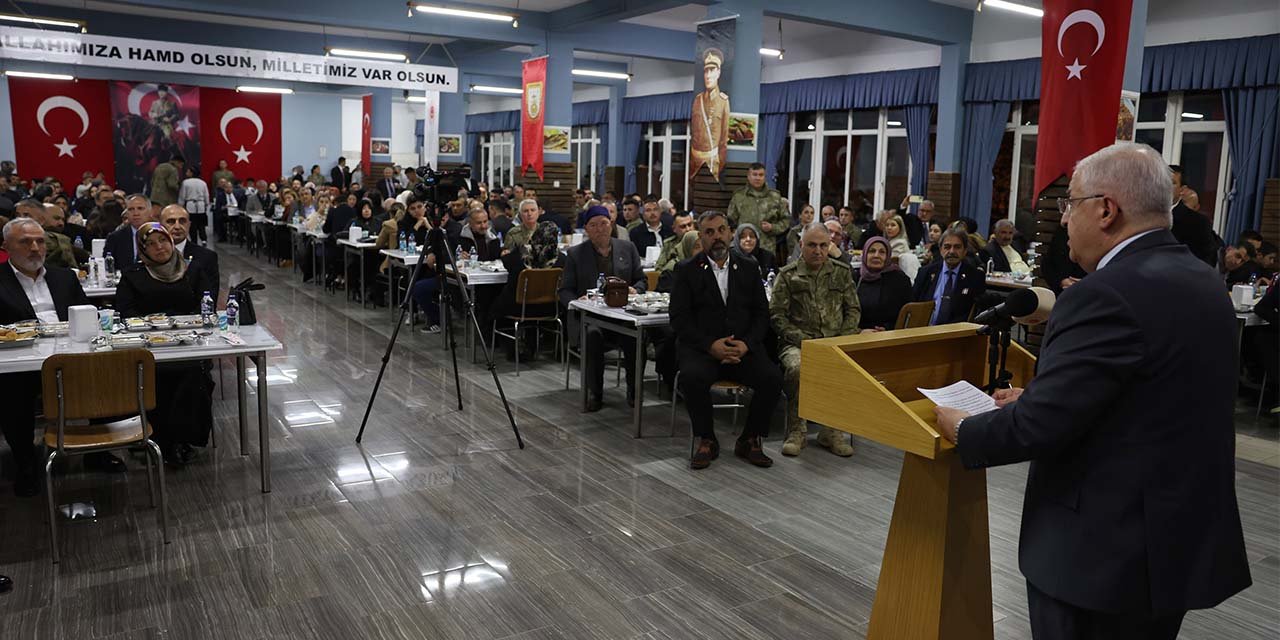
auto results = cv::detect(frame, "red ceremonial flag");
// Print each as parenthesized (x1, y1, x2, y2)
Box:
(1034, 0, 1133, 195)
(522, 56, 547, 180)
(108, 81, 201, 194)
(7, 77, 115, 189)
(199, 88, 281, 186)
(361, 94, 372, 177)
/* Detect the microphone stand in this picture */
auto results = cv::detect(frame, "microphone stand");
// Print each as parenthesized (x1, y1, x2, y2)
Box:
(978, 322, 1015, 394)
(355, 223, 524, 449)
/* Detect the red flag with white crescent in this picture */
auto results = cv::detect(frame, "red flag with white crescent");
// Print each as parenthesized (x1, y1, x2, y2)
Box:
(522, 56, 546, 180)
(7, 77, 115, 189)
(361, 94, 372, 178)
(1035, 0, 1134, 195)
(108, 81, 201, 193)
(199, 87, 281, 186)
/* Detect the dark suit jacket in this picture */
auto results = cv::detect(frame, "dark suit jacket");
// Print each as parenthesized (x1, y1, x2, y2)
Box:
(669, 252, 769, 357)
(457, 230, 502, 263)
(105, 225, 139, 264)
(379, 178, 399, 199)
(983, 243, 1015, 273)
(1170, 201, 1218, 267)
(557, 238, 646, 308)
(897, 207, 925, 247)
(1041, 225, 1086, 294)
(958, 230, 1251, 615)
(911, 259, 986, 324)
(182, 241, 220, 298)
(0, 263, 89, 324)
(330, 165, 352, 190)
(629, 223, 673, 256)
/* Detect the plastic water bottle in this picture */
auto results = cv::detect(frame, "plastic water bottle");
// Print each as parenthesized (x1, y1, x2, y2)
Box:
(104, 252, 115, 278)
(398, 231, 407, 252)
(765, 269, 777, 290)
(455, 244, 463, 268)
(986, 257, 995, 274)
(595, 272, 606, 305)
(200, 291, 215, 327)
(226, 294, 240, 334)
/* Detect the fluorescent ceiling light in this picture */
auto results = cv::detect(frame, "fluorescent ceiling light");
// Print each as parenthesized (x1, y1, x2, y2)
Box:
(406, 95, 429, 103)
(0, 14, 84, 30)
(238, 85, 293, 94)
(759, 47, 784, 59)
(572, 69, 631, 81)
(327, 47, 408, 62)
(4, 70, 75, 81)
(1181, 112, 1204, 119)
(981, 0, 1044, 17)
(471, 84, 522, 95)
(887, 120, 903, 126)
(412, 5, 515, 22)
(806, 123, 815, 130)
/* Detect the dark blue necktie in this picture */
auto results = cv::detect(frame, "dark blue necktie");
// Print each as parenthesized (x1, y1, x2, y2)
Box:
(934, 269, 955, 324)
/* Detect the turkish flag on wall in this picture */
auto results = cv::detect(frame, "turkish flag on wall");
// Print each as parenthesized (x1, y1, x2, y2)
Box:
(199, 88, 281, 185)
(1034, 0, 1133, 195)
(7, 77, 115, 188)
(522, 56, 547, 180)
(360, 94, 372, 176)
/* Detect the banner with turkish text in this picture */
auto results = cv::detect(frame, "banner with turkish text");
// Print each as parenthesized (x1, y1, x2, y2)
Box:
(521, 56, 546, 180)
(360, 94, 372, 176)
(691, 17, 734, 183)
(108, 80, 200, 193)
(7, 77, 115, 189)
(1035, 0, 1133, 195)
(421, 90, 440, 170)
(199, 87, 281, 187)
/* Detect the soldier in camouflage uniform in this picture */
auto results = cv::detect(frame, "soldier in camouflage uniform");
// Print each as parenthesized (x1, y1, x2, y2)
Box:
(502, 198, 541, 253)
(654, 211, 697, 273)
(769, 222, 861, 457)
(727, 163, 788, 250)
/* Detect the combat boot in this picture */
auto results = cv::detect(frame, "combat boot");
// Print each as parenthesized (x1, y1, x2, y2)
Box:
(816, 427, 854, 457)
(780, 421, 807, 456)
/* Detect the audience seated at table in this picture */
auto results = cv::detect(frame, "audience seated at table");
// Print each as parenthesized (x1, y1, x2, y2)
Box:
(15, 199, 80, 269)
(854, 236, 913, 331)
(1224, 243, 1262, 288)
(503, 198, 542, 254)
(732, 223, 776, 274)
(882, 213, 910, 257)
(912, 226, 986, 325)
(487, 198, 514, 237)
(458, 208, 502, 262)
(86, 198, 123, 240)
(919, 221, 944, 266)
(113, 223, 214, 466)
(492, 221, 564, 360)
(628, 197, 673, 257)
(159, 205, 220, 299)
(348, 199, 386, 305)
(374, 202, 407, 271)
(558, 207, 647, 412)
(983, 219, 1030, 273)
(655, 212, 696, 274)
(297, 192, 331, 283)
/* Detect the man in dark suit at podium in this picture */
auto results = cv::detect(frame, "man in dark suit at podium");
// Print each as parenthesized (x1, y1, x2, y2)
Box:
(934, 143, 1250, 639)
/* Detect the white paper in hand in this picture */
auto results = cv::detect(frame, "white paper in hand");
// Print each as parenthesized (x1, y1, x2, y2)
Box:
(917, 381, 997, 415)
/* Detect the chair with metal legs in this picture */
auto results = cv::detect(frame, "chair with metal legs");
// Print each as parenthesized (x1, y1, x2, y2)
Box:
(493, 268, 563, 376)
(40, 349, 170, 563)
(668, 371, 752, 454)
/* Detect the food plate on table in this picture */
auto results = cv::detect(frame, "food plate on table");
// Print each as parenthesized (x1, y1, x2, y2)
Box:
(143, 332, 188, 348)
(146, 314, 175, 330)
(125, 318, 150, 332)
(171, 315, 204, 329)
(37, 322, 69, 337)
(0, 327, 38, 348)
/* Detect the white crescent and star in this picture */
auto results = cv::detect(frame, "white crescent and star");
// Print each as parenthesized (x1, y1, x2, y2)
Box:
(1057, 9, 1106, 81)
(35, 96, 90, 158)
(220, 107, 264, 163)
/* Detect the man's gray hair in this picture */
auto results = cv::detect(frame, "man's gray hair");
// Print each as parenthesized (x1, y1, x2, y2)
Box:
(804, 221, 833, 239)
(1073, 142, 1172, 226)
(994, 218, 1015, 231)
(518, 198, 539, 211)
(16, 198, 43, 212)
(125, 193, 151, 207)
(696, 210, 726, 226)
(3, 217, 43, 239)
(921, 199, 934, 208)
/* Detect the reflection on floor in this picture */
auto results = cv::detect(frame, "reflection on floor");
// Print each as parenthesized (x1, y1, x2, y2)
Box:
(0, 245, 1277, 639)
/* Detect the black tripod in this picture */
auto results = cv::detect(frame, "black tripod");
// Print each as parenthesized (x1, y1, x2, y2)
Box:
(355, 224, 523, 449)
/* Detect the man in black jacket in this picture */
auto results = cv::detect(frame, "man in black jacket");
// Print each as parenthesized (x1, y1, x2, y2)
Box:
(1169, 165, 1218, 267)
(330, 157, 352, 191)
(670, 211, 780, 470)
(558, 208, 647, 411)
(628, 197, 673, 256)
(912, 227, 986, 325)
(935, 143, 1250, 639)
(160, 205, 220, 298)
(0, 218, 93, 497)
(105, 193, 153, 264)
(1040, 224, 1086, 294)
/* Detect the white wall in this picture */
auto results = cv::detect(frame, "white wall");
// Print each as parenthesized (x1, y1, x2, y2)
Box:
(341, 98, 361, 159)
(466, 94, 521, 114)
(573, 85, 611, 102)
(626, 58, 695, 97)
(281, 92, 343, 180)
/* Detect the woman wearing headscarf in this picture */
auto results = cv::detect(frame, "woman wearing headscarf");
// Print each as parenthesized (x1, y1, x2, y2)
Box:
(853, 236, 913, 332)
(491, 221, 564, 360)
(732, 223, 776, 274)
(114, 223, 213, 465)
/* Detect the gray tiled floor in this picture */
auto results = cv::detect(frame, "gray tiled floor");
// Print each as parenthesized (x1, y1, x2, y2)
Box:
(1, 245, 1277, 639)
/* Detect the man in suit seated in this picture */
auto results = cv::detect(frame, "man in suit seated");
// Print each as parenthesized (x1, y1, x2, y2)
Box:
(983, 219, 1030, 273)
(457, 207, 504, 331)
(558, 208, 647, 411)
(628, 197, 672, 257)
(105, 194, 153, 265)
(912, 227, 986, 325)
(670, 211, 781, 470)
(160, 205, 220, 298)
(934, 142, 1251, 640)
(14, 199, 80, 269)
(0, 218, 107, 497)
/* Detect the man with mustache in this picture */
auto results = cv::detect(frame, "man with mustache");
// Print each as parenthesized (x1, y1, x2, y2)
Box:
(669, 211, 781, 470)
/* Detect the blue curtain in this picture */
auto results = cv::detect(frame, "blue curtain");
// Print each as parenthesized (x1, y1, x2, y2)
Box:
(904, 104, 933, 206)
(596, 122, 609, 194)
(622, 123, 644, 194)
(466, 134, 479, 180)
(1223, 86, 1280, 242)
(465, 110, 520, 133)
(573, 100, 609, 126)
(1145, 35, 1279, 93)
(760, 67, 938, 114)
(964, 58, 1040, 103)
(623, 92, 692, 123)
(959, 101, 1012, 234)
(760, 113, 789, 189)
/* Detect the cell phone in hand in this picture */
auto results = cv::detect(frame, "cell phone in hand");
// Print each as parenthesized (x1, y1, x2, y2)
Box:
(908, 195, 924, 204)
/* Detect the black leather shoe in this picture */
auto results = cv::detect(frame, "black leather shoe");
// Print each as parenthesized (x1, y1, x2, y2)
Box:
(585, 395, 603, 413)
(84, 452, 127, 473)
(0, 575, 12, 593)
(734, 436, 773, 468)
(690, 438, 720, 470)
(176, 444, 200, 465)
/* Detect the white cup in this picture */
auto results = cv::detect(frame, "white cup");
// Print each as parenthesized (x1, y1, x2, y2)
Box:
(68, 305, 100, 342)
(1231, 284, 1254, 307)
(91, 238, 106, 259)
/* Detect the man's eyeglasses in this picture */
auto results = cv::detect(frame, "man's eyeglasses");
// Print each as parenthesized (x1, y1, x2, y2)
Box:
(1057, 194, 1104, 216)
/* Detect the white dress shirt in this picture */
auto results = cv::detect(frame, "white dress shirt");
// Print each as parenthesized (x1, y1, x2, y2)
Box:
(710, 256, 730, 304)
(11, 263, 59, 323)
(1097, 229, 1160, 271)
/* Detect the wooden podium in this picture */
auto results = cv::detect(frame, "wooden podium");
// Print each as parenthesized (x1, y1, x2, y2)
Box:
(799, 323, 1036, 640)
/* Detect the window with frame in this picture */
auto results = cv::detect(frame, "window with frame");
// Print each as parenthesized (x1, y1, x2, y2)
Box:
(571, 126, 601, 193)
(639, 122, 690, 210)
(479, 131, 515, 190)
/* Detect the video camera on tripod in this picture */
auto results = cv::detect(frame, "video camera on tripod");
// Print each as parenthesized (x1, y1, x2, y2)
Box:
(410, 165, 473, 211)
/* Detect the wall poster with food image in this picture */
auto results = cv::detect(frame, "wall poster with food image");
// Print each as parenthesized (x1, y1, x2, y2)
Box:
(1116, 90, 1138, 143)
(726, 113, 757, 151)
(543, 125, 569, 153)
(438, 134, 463, 156)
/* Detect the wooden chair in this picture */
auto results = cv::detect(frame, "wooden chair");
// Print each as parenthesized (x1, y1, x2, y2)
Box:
(492, 268, 563, 375)
(41, 349, 170, 563)
(894, 300, 935, 330)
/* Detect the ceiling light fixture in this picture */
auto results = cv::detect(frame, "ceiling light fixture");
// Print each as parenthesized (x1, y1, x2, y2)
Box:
(412, 4, 516, 23)
(4, 70, 75, 81)
(980, 0, 1044, 17)
(887, 120, 903, 126)
(572, 69, 631, 81)
(406, 95, 429, 103)
(326, 47, 408, 62)
(470, 84, 523, 95)
(759, 47, 784, 60)
(1181, 112, 1205, 119)
(0, 14, 85, 31)
(237, 85, 294, 94)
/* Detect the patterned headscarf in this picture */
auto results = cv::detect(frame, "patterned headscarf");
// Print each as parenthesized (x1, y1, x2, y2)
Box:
(522, 221, 561, 269)
(858, 235, 899, 283)
(137, 222, 187, 283)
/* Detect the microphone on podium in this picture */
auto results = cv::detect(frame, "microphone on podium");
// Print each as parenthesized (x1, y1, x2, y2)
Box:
(974, 286, 1056, 328)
